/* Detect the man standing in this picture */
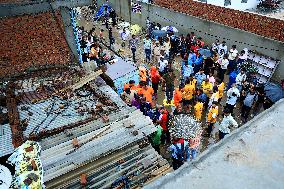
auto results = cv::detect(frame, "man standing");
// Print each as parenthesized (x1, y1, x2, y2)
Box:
(169, 138, 190, 170)
(108, 26, 114, 47)
(219, 108, 238, 140)
(228, 45, 238, 73)
(235, 68, 247, 92)
(218, 41, 228, 55)
(162, 69, 176, 104)
(129, 35, 138, 62)
(150, 124, 162, 154)
(225, 83, 240, 114)
(207, 102, 218, 136)
(218, 54, 229, 82)
(152, 41, 161, 66)
(195, 69, 206, 88)
(120, 27, 129, 48)
(182, 62, 193, 82)
(143, 35, 152, 63)
(241, 87, 258, 123)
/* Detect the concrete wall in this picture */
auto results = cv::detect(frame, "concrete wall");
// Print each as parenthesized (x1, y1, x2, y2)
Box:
(60, 6, 79, 61)
(0, 0, 93, 17)
(98, 0, 284, 82)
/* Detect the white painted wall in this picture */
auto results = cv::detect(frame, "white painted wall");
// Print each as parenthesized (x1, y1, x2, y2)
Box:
(196, 0, 261, 11)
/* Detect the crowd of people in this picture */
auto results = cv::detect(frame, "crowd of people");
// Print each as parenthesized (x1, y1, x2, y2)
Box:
(76, 9, 275, 170)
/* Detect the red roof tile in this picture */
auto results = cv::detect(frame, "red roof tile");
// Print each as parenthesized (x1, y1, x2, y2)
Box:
(0, 11, 72, 78)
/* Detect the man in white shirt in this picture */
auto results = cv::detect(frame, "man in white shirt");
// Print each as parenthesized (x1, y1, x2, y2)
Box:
(152, 41, 161, 66)
(225, 83, 240, 114)
(218, 41, 227, 55)
(143, 35, 152, 63)
(211, 39, 220, 52)
(219, 108, 238, 140)
(235, 68, 247, 91)
(218, 54, 229, 82)
(228, 45, 238, 73)
(158, 56, 168, 75)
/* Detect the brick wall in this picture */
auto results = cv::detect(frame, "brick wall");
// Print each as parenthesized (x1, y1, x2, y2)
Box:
(0, 0, 32, 3)
(0, 11, 72, 78)
(153, 0, 284, 42)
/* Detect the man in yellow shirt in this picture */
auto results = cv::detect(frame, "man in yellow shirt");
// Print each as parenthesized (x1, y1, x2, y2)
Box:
(208, 86, 219, 108)
(188, 75, 197, 89)
(182, 79, 195, 113)
(217, 79, 225, 102)
(207, 102, 219, 136)
(194, 99, 204, 121)
(201, 78, 213, 97)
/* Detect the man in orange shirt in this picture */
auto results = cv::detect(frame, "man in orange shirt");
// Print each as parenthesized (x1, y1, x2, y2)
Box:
(194, 99, 203, 121)
(140, 82, 154, 105)
(150, 66, 161, 97)
(182, 79, 195, 113)
(123, 80, 136, 91)
(207, 101, 219, 136)
(174, 86, 183, 107)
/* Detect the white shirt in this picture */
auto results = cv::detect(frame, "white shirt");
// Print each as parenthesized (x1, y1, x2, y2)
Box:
(212, 42, 219, 52)
(228, 49, 238, 60)
(226, 87, 240, 105)
(236, 73, 246, 85)
(219, 114, 238, 134)
(218, 44, 227, 54)
(159, 60, 168, 72)
(220, 58, 229, 69)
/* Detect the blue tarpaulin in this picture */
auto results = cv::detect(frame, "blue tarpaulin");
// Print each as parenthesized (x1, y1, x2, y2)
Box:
(95, 4, 111, 20)
(264, 82, 284, 103)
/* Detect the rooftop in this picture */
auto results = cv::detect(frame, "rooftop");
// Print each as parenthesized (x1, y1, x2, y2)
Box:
(0, 11, 72, 78)
(145, 99, 284, 189)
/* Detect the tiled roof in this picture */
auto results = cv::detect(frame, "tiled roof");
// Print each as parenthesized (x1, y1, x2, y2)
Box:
(0, 11, 72, 78)
(153, 0, 284, 42)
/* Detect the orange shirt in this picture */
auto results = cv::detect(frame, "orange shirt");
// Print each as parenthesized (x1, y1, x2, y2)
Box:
(207, 107, 219, 123)
(174, 88, 182, 107)
(218, 82, 225, 99)
(194, 102, 203, 121)
(141, 87, 154, 103)
(182, 84, 195, 100)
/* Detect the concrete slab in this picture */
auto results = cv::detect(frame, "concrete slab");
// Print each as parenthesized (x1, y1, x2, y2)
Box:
(145, 99, 284, 189)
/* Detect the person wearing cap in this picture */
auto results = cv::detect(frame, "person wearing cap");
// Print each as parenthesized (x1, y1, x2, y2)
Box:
(219, 108, 238, 140)
(152, 41, 161, 66)
(207, 102, 219, 136)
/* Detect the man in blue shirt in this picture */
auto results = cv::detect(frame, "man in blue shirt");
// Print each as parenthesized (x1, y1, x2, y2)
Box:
(188, 50, 196, 66)
(182, 62, 193, 81)
(169, 138, 190, 170)
(194, 69, 206, 88)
